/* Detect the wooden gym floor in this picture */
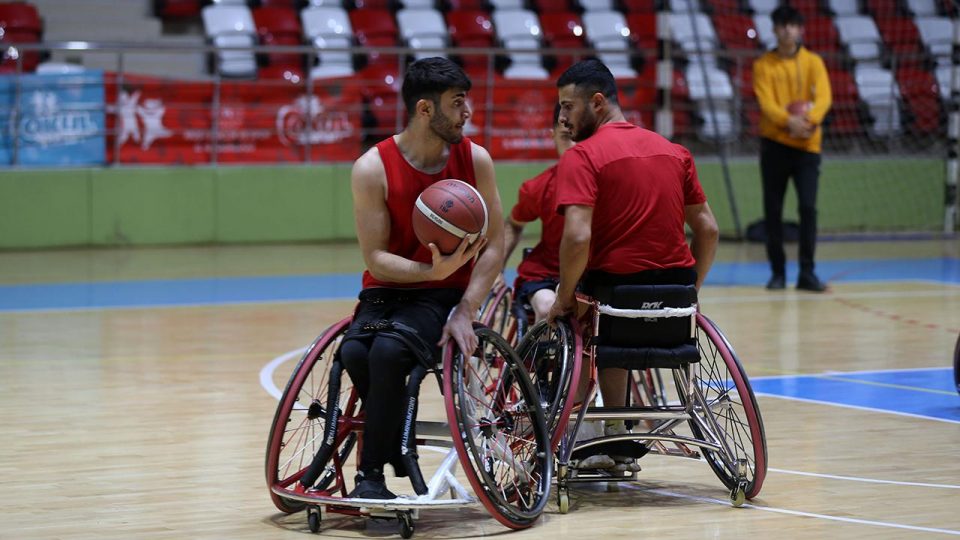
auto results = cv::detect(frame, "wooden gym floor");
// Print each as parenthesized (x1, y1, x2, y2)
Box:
(1, 239, 958, 539)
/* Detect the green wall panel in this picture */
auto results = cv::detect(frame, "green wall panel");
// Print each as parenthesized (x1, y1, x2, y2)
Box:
(0, 158, 947, 250)
(0, 169, 91, 249)
(90, 168, 216, 245)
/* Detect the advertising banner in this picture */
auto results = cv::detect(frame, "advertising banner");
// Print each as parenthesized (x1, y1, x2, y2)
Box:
(0, 70, 106, 166)
(105, 74, 362, 164)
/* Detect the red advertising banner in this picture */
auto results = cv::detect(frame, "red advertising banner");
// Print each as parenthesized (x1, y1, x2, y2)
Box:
(104, 74, 362, 164)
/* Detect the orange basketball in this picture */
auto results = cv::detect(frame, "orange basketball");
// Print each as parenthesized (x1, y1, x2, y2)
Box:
(412, 179, 488, 254)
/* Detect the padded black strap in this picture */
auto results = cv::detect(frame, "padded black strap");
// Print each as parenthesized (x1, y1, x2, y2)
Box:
(595, 343, 700, 370)
(343, 319, 437, 369)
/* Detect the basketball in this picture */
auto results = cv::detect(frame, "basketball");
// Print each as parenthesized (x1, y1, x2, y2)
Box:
(787, 100, 812, 116)
(412, 179, 489, 254)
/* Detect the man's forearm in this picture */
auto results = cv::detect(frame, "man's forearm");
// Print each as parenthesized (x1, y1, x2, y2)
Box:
(557, 237, 589, 301)
(366, 251, 437, 284)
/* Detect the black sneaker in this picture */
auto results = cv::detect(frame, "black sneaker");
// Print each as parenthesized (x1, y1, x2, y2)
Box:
(347, 469, 397, 500)
(765, 275, 786, 290)
(796, 273, 828, 292)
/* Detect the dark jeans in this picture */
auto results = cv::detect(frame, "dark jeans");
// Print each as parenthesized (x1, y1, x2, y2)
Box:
(760, 138, 822, 277)
(339, 287, 461, 476)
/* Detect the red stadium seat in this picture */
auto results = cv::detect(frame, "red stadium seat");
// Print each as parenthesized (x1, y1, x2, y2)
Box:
(0, 1, 42, 35)
(621, 0, 656, 13)
(875, 16, 925, 67)
(625, 12, 657, 50)
(154, 0, 203, 19)
(826, 68, 863, 135)
(804, 15, 841, 53)
(349, 9, 400, 68)
(445, 11, 494, 70)
(531, 0, 572, 13)
(789, 0, 823, 19)
(539, 12, 586, 75)
(444, 0, 487, 11)
(711, 13, 762, 50)
(252, 7, 304, 78)
(896, 66, 942, 133)
(260, 0, 301, 7)
(865, 0, 902, 18)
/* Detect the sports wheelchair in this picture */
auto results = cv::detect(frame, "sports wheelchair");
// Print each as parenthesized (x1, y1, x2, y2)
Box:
(510, 283, 768, 512)
(265, 316, 553, 538)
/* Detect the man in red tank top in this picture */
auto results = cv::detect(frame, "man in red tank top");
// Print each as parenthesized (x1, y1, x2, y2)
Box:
(547, 59, 720, 467)
(503, 104, 575, 323)
(338, 58, 504, 499)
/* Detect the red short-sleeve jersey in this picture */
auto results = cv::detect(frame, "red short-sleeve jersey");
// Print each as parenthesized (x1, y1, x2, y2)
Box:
(509, 165, 562, 284)
(554, 122, 706, 274)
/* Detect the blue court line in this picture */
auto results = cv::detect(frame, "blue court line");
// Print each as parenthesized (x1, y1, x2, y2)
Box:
(0, 257, 957, 312)
(751, 368, 960, 423)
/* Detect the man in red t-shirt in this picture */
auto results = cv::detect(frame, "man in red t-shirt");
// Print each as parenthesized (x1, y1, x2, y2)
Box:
(547, 59, 720, 465)
(503, 104, 575, 322)
(341, 58, 504, 499)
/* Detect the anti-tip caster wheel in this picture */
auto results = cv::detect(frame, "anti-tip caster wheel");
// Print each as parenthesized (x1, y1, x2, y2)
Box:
(307, 506, 321, 533)
(558, 489, 570, 514)
(398, 512, 415, 539)
(731, 459, 748, 507)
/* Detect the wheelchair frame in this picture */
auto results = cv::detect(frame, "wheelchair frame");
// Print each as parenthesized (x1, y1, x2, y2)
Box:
(515, 292, 768, 512)
(265, 316, 554, 537)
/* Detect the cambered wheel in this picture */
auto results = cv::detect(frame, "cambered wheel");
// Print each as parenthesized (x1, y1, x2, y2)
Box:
(444, 324, 553, 529)
(515, 318, 579, 449)
(265, 317, 359, 513)
(688, 314, 767, 499)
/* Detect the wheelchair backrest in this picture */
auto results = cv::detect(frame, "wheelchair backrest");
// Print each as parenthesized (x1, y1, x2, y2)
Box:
(595, 284, 698, 348)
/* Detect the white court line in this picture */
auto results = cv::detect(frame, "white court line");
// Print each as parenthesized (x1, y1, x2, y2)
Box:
(769, 468, 960, 490)
(634, 487, 960, 536)
(754, 392, 960, 425)
(705, 286, 960, 305)
(259, 346, 307, 401)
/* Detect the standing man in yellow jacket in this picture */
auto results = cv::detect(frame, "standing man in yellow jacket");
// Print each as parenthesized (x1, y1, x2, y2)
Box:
(753, 5, 832, 292)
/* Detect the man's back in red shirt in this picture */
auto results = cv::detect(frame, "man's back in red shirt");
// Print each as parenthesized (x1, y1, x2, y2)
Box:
(554, 122, 706, 274)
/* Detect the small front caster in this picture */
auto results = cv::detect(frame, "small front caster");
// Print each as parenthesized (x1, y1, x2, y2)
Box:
(398, 511, 415, 539)
(306, 506, 321, 533)
(558, 488, 570, 514)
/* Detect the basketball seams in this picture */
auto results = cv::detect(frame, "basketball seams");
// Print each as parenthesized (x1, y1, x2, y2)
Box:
(433, 184, 485, 233)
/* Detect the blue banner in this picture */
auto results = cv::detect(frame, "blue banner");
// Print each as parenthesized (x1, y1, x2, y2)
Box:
(0, 70, 106, 166)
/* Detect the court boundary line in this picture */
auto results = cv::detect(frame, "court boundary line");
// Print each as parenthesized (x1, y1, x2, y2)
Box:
(636, 487, 960, 536)
(768, 468, 960, 490)
(754, 392, 960, 425)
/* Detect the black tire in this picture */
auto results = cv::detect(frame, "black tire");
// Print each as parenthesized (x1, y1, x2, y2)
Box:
(265, 317, 359, 513)
(443, 324, 553, 529)
(688, 314, 768, 499)
(515, 319, 576, 449)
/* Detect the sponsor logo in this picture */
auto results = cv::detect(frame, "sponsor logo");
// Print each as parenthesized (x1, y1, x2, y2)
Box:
(641, 302, 663, 310)
(19, 91, 100, 147)
(276, 95, 353, 147)
(440, 200, 454, 213)
(117, 90, 173, 150)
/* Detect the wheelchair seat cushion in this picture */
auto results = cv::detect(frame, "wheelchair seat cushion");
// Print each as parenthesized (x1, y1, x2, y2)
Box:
(589, 283, 700, 369)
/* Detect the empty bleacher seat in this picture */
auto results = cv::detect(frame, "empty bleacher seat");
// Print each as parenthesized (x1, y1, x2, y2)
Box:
(684, 57, 736, 140)
(531, 0, 573, 13)
(211, 0, 250, 4)
(854, 64, 902, 136)
(350, 9, 400, 68)
(790, 0, 823, 18)
(492, 9, 549, 79)
(446, 11, 494, 71)
(489, 0, 526, 9)
(668, 12, 719, 55)
(306, 0, 347, 6)
(202, 4, 259, 78)
(155, 0, 203, 19)
(826, 68, 863, 135)
(934, 64, 951, 99)
(0, 1, 42, 72)
(905, 0, 939, 16)
(751, 14, 776, 49)
(865, 0, 902, 18)
(396, 8, 448, 60)
(301, 6, 356, 78)
(875, 16, 926, 66)
(670, 0, 701, 12)
(540, 11, 586, 74)
(827, 0, 861, 15)
(626, 12, 656, 50)
(253, 6, 304, 80)
(896, 66, 942, 133)
(711, 13, 762, 50)
(746, 0, 779, 15)
(582, 10, 637, 78)
(399, 0, 437, 8)
(835, 15, 882, 64)
(914, 16, 953, 66)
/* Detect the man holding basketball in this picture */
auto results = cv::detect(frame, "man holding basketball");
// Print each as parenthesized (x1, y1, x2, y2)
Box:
(340, 57, 504, 499)
(546, 59, 719, 466)
(753, 5, 832, 292)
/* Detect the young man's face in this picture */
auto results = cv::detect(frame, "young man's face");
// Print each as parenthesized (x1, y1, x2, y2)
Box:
(428, 88, 471, 144)
(774, 22, 803, 49)
(558, 84, 599, 142)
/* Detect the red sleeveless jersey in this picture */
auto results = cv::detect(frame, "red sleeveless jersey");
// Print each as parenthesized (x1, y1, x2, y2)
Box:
(361, 136, 478, 290)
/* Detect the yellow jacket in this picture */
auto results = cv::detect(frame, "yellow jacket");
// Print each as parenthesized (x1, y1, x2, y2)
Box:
(753, 46, 832, 154)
